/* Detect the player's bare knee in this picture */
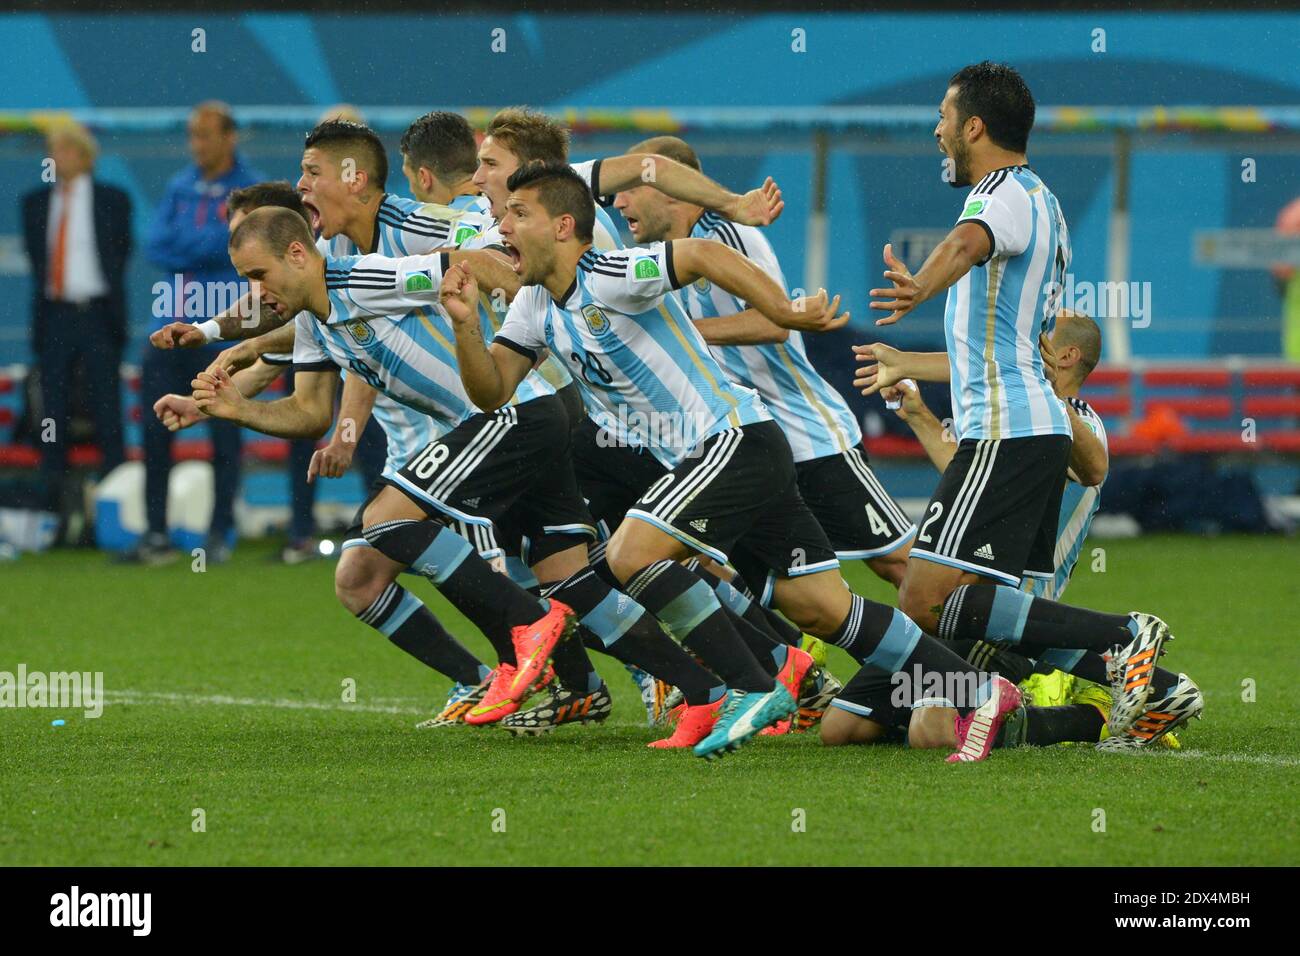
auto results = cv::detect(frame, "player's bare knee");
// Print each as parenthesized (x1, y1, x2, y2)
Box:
(334, 550, 388, 613)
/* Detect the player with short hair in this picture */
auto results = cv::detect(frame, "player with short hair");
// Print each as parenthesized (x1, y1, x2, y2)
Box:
(442, 163, 1024, 761)
(152, 181, 514, 722)
(858, 62, 1185, 742)
(201, 206, 741, 735)
(845, 314, 1204, 751)
(610, 133, 914, 589)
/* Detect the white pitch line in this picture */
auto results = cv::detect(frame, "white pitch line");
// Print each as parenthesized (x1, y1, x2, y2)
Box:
(104, 689, 426, 716)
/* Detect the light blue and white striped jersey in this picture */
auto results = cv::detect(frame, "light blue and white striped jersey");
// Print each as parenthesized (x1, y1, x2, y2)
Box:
(292, 251, 555, 433)
(1025, 398, 1108, 601)
(320, 193, 490, 257)
(459, 164, 626, 397)
(308, 195, 493, 470)
(496, 242, 771, 469)
(682, 211, 861, 462)
(945, 166, 1072, 442)
(568, 160, 628, 254)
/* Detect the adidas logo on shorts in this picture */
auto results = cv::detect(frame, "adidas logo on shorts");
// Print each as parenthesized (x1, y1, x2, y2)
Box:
(690, 518, 708, 533)
(974, 543, 996, 560)
(462, 497, 481, 507)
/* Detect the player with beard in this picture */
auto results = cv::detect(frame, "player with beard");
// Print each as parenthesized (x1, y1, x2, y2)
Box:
(860, 63, 1186, 744)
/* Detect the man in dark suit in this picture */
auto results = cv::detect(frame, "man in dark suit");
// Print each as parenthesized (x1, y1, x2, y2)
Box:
(21, 121, 131, 517)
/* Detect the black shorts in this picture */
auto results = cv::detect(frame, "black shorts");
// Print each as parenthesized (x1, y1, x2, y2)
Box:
(383, 395, 596, 565)
(624, 420, 838, 579)
(910, 434, 1071, 586)
(827, 667, 914, 739)
(796, 447, 916, 560)
(571, 415, 665, 539)
(828, 636, 1038, 738)
(344, 475, 503, 559)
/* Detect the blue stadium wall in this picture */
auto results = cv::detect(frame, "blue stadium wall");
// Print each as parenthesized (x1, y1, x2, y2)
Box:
(1, 11, 1298, 375)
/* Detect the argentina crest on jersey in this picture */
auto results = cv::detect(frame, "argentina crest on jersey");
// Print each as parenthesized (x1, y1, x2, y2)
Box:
(581, 303, 611, 335)
(344, 319, 375, 347)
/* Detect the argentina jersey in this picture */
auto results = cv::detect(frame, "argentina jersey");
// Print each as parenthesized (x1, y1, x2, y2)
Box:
(495, 242, 770, 470)
(322, 193, 487, 257)
(1025, 398, 1108, 602)
(945, 165, 1072, 442)
(568, 160, 628, 254)
(684, 211, 861, 462)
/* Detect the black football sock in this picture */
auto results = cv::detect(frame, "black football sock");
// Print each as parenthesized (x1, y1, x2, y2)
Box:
(938, 584, 1135, 654)
(527, 581, 600, 693)
(624, 560, 774, 693)
(830, 594, 995, 710)
(355, 582, 487, 686)
(1024, 704, 1106, 746)
(1039, 647, 1180, 698)
(543, 568, 727, 704)
(579, 623, 724, 706)
(690, 562, 803, 649)
(362, 519, 544, 665)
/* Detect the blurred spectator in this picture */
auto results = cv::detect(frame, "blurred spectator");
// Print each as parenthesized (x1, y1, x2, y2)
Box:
(20, 120, 131, 521)
(1274, 196, 1300, 362)
(123, 101, 263, 565)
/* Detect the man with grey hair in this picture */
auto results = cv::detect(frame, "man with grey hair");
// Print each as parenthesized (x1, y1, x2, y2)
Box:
(21, 121, 131, 524)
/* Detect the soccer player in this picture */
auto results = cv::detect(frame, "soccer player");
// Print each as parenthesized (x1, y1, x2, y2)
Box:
(200, 206, 749, 738)
(151, 181, 513, 723)
(830, 313, 1204, 750)
(851, 316, 1205, 750)
(609, 134, 915, 590)
(441, 163, 1025, 761)
(859, 61, 1182, 738)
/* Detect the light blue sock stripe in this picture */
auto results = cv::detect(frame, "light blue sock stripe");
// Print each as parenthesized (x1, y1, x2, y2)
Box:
(378, 591, 423, 638)
(660, 580, 721, 638)
(713, 578, 752, 616)
(413, 527, 471, 584)
(581, 589, 642, 648)
(988, 585, 1032, 644)
(1039, 647, 1087, 671)
(771, 643, 789, 668)
(864, 610, 922, 672)
(505, 556, 538, 590)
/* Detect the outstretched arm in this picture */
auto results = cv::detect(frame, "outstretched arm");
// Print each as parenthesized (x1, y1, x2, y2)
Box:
(669, 238, 847, 333)
(852, 345, 950, 396)
(150, 291, 289, 349)
(692, 308, 790, 346)
(883, 381, 957, 473)
(593, 155, 783, 226)
(869, 228, 989, 326)
(192, 366, 337, 440)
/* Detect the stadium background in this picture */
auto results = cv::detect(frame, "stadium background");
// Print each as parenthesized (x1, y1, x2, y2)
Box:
(1, 9, 1298, 533)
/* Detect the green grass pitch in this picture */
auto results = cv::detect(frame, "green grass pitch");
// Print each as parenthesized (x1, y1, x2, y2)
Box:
(1, 535, 1296, 866)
